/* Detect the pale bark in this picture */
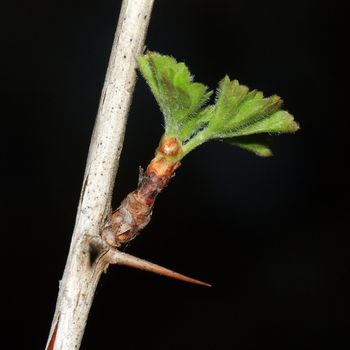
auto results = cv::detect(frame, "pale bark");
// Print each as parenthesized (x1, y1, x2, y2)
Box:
(45, 1, 155, 349)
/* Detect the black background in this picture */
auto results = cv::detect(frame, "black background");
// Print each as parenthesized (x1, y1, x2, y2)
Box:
(1, 1, 349, 349)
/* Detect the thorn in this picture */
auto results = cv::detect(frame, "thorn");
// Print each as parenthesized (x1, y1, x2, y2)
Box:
(108, 250, 211, 287)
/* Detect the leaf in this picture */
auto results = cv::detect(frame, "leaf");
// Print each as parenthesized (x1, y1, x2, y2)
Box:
(225, 135, 273, 157)
(230, 110, 299, 136)
(137, 52, 212, 135)
(211, 76, 250, 130)
(205, 76, 298, 139)
(179, 106, 214, 142)
(137, 52, 299, 159)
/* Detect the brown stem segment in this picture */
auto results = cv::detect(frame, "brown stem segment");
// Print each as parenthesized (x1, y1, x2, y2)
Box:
(102, 136, 182, 248)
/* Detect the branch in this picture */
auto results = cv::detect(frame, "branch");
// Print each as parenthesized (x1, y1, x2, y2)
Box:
(45, 1, 154, 349)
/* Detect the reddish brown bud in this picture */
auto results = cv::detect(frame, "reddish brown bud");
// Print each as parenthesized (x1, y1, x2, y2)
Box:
(158, 136, 182, 157)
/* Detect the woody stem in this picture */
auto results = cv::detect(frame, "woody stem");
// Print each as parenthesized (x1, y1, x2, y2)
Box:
(45, 1, 155, 349)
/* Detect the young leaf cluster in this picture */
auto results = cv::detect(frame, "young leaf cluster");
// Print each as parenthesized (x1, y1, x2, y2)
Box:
(137, 51, 299, 158)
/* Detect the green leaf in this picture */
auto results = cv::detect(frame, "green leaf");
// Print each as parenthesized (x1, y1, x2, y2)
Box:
(182, 76, 299, 155)
(225, 135, 273, 157)
(137, 52, 212, 135)
(229, 110, 299, 136)
(137, 52, 299, 159)
(178, 105, 214, 142)
(210, 76, 249, 131)
(205, 76, 298, 139)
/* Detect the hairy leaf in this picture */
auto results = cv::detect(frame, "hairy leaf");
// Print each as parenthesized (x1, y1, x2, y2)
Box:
(226, 135, 273, 157)
(205, 76, 298, 139)
(137, 52, 299, 158)
(137, 52, 212, 135)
